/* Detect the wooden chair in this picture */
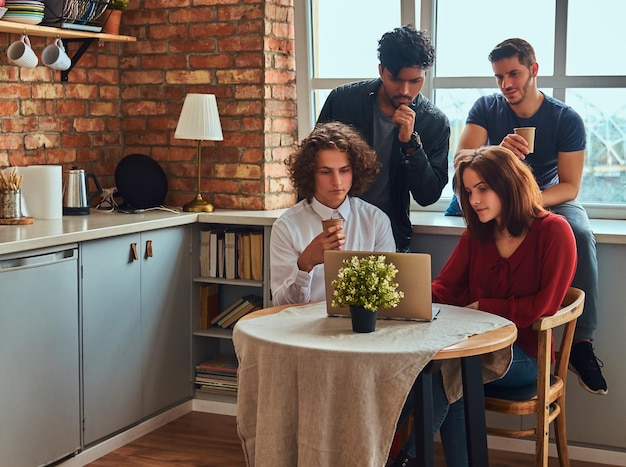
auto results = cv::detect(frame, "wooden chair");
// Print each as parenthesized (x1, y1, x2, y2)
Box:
(484, 287, 585, 467)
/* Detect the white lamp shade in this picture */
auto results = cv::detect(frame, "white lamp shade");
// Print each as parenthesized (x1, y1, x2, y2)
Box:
(175, 94, 223, 141)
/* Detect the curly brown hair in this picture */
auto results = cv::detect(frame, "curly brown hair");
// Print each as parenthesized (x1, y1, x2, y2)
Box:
(286, 122, 381, 202)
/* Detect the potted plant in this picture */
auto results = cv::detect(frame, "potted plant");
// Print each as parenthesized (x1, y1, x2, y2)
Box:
(102, 0, 128, 35)
(331, 255, 404, 333)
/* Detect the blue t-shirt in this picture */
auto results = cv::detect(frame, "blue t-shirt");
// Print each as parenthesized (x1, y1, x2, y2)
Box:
(467, 93, 586, 190)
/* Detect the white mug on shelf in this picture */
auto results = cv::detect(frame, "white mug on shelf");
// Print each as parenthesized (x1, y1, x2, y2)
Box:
(42, 38, 72, 71)
(7, 35, 38, 69)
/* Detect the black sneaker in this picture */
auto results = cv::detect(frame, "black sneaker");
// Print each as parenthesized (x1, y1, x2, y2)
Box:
(569, 341, 608, 395)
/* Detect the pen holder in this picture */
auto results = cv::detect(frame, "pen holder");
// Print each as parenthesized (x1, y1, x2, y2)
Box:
(0, 189, 22, 219)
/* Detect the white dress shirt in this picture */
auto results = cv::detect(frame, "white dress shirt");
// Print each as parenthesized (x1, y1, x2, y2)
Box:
(270, 196, 395, 305)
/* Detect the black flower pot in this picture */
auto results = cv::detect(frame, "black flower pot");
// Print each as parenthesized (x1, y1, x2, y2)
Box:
(349, 306, 378, 333)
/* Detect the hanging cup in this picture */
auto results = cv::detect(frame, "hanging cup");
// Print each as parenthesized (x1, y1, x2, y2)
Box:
(7, 35, 38, 69)
(42, 38, 72, 71)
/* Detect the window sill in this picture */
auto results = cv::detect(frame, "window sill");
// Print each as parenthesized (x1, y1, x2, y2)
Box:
(410, 211, 626, 245)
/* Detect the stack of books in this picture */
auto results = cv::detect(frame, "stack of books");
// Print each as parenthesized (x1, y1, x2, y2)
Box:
(195, 354, 238, 395)
(209, 294, 263, 329)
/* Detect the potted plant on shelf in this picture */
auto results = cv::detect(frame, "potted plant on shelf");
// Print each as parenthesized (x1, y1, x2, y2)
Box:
(331, 255, 404, 333)
(102, 0, 128, 35)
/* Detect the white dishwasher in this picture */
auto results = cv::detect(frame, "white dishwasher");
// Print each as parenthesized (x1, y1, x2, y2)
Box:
(0, 244, 81, 467)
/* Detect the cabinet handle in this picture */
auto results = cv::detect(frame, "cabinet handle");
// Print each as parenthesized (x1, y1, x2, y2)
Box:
(130, 242, 139, 261)
(145, 240, 153, 258)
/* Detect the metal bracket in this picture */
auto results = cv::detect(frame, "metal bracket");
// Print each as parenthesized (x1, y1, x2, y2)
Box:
(60, 38, 98, 82)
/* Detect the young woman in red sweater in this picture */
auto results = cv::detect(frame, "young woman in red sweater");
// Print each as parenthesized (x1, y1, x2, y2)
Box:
(393, 146, 577, 467)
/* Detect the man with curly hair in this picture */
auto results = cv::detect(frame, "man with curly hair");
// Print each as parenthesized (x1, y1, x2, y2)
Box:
(270, 122, 395, 306)
(317, 25, 450, 252)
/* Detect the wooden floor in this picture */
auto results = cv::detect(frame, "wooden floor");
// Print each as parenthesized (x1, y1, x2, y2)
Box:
(88, 411, 613, 467)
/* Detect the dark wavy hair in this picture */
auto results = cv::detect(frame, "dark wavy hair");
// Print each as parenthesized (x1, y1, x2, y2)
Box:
(377, 25, 435, 76)
(286, 122, 380, 202)
(455, 146, 547, 241)
(488, 38, 536, 68)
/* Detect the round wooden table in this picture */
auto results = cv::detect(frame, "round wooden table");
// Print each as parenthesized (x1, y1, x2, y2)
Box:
(237, 302, 517, 467)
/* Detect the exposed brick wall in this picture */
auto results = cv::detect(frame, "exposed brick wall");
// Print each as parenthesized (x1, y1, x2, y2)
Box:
(0, 0, 297, 210)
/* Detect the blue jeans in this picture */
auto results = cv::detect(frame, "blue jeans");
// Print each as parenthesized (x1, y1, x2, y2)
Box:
(396, 371, 468, 466)
(551, 200, 598, 341)
(398, 345, 537, 466)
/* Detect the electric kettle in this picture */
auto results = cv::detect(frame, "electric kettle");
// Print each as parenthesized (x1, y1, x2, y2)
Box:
(63, 167, 102, 215)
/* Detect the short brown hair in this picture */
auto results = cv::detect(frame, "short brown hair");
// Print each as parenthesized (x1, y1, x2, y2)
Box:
(488, 38, 536, 69)
(286, 122, 380, 201)
(455, 146, 547, 240)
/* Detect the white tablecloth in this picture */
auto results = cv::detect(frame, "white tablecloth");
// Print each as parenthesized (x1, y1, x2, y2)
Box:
(233, 302, 512, 467)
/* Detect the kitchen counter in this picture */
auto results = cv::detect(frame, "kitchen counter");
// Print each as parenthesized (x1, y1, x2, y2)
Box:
(1, 208, 623, 256)
(0, 209, 198, 255)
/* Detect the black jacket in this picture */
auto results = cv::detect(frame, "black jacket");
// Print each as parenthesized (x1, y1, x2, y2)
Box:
(317, 79, 450, 250)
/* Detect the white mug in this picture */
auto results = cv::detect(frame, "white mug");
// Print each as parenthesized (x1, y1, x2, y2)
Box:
(7, 35, 38, 69)
(42, 38, 71, 71)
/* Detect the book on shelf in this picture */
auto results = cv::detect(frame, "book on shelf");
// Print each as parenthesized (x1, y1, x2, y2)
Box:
(240, 230, 252, 280)
(236, 229, 248, 279)
(250, 230, 264, 281)
(195, 354, 238, 395)
(209, 296, 245, 326)
(217, 231, 225, 278)
(216, 294, 262, 328)
(219, 295, 263, 328)
(208, 229, 221, 277)
(195, 354, 238, 375)
(202, 226, 262, 280)
(199, 230, 211, 277)
(199, 284, 219, 329)
(224, 230, 237, 280)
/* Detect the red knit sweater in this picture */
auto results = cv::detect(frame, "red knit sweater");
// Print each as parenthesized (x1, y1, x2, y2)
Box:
(432, 214, 577, 359)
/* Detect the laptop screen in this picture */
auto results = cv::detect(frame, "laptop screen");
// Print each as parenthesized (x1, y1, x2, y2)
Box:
(324, 250, 437, 321)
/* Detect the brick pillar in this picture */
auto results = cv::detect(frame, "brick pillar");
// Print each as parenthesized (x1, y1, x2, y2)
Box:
(123, 0, 298, 210)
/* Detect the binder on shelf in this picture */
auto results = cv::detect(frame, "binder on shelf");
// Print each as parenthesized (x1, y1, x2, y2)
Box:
(240, 230, 252, 280)
(250, 230, 264, 281)
(236, 229, 248, 279)
(200, 284, 219, 329)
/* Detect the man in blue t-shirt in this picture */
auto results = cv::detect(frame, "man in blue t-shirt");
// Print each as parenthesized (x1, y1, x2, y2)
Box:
(453, 38, 607, 395)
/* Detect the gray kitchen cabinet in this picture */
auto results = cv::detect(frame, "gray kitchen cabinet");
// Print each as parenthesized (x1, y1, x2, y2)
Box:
(81, 225, 192, 445)
(0, 245, 80, 467)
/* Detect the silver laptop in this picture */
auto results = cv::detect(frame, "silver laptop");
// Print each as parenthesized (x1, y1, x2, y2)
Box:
(324, 250, 439, 321)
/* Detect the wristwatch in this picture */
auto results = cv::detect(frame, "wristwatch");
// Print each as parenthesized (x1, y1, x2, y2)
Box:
(400, 131, 422, 154)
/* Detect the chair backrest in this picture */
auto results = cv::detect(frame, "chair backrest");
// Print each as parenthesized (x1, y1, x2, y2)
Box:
(533, 287, 585, 396)
(485, 287, 585, 467)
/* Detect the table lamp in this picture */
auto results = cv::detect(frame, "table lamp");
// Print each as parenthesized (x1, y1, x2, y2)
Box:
(175, 93, 223, 212)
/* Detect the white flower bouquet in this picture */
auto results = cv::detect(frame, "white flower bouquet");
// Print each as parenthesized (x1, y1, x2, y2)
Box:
(331, 255, 404, 312)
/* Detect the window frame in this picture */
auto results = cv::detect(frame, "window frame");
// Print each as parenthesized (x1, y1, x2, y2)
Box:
(294, 0, 626, 219)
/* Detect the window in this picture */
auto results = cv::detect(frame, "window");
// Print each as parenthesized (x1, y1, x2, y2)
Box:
(295, 0, 626, 218)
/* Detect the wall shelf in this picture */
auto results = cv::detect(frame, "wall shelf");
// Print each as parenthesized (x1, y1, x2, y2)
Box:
(0, 19, 136, 81)
(0, 19, 135, 42)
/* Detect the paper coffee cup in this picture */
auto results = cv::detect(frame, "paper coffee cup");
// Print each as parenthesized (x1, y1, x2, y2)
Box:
(514, 127, 536, 153)
(322, 218, 343, 231)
